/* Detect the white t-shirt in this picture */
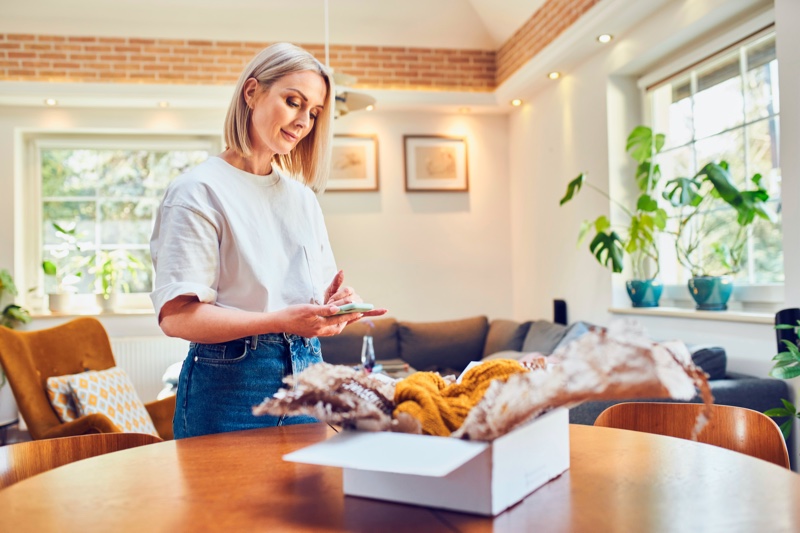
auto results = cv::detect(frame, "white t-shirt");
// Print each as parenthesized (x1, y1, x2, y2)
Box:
(150, 156, 337, 320)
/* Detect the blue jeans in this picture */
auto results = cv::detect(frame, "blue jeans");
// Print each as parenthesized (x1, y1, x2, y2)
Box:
(173, 333, 323, 439)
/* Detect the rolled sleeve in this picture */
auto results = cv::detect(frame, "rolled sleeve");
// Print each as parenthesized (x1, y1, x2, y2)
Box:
(150, 204, 221, 320)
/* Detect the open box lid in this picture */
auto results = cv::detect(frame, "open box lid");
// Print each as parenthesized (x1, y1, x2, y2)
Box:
(284, 430, 489, 477)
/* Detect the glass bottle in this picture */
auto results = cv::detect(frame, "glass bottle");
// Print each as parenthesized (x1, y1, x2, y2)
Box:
(361, 335, 376, 372)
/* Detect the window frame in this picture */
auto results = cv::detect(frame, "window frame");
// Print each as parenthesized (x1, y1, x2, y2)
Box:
(18, 131, 222, 313)
(636, 13, 783, 312)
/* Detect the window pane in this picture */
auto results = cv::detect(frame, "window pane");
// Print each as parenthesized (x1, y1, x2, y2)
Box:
(656, 145, 694, 181)
(694, 55, 744, 139)
(747, 208, 783, 284)
(42, 201, 96, 245)
(694, 207, 744, 278)
(96, 150, 208, 198)
(747, 117, 781, 194)
(651, 79, 693, 148)
(695, 129, 746, 185)
(100, 199, 159, 245)
(116, 249, 153, 294)
(41, 150, 98, 197)
(745, 34, 778, 122)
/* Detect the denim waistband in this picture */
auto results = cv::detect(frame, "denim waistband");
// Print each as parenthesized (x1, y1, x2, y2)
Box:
(243, 332, 312, 349)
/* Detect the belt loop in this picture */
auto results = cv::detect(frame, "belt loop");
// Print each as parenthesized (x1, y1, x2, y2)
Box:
(251, 334, 258, 349)
(283, 332, 291, 344)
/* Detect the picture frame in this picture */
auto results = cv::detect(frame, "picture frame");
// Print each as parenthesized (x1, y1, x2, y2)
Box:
(327, 134, 379, 191)
(403, 135, 468, 192)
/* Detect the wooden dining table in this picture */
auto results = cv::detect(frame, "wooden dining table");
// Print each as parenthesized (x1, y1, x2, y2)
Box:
(0, 422, 798, 532)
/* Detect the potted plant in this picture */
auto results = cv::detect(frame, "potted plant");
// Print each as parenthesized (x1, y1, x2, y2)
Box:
(0, 269, 31, 426)
(663, 162, 775, 310)
(560, 126, 668, 307)
(765, 314, 800, 440)
(42, 222, 91, 312)
(91, 250, 146, 313)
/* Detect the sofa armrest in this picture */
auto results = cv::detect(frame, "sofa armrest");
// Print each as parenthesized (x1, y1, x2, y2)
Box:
(40, 413, 122, 439)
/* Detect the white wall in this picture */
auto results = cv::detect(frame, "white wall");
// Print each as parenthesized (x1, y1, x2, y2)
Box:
(322, 110, 513, 322)
(0, 105, 513, 326)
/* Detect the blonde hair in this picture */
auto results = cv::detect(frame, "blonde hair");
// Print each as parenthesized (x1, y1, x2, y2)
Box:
(224, 42, 333, 192)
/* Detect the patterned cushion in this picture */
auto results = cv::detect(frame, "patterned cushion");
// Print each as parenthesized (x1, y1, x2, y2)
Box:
(65, 367, 159, 437)
(46, 375, 79, 423)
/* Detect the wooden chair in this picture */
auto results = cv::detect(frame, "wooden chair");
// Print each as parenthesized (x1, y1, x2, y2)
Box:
(0, 317, 175, 441)
(594, 402, 790, 468)
(0, 432, 161, 489)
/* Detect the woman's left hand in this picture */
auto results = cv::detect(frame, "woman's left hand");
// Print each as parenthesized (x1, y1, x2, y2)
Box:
(324, 270, 387, 323)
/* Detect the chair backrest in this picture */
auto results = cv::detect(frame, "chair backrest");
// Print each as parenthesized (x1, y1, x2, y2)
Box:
(0, 432, 161, 489)
(594, 402, 790, 469)
(0, 317, 117, 439)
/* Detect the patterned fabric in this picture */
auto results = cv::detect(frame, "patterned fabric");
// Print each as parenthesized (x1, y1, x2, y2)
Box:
(46, 375, 79, 423)
(65, 367, 159, 437)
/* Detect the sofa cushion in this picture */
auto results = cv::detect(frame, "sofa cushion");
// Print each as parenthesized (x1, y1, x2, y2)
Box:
(482, 319, 532, 358)
(521, 321, 568, 355)
(688, 345, 727, 380)
(551, 321, 594, 353)
(398, 316, 489, 373)
(319, 318, 399, 365)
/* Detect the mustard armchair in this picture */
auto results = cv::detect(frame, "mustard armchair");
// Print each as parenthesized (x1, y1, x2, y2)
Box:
(0, 317, 175, 440)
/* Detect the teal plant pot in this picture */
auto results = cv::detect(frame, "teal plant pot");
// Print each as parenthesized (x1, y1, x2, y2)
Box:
(625, 279, 663, 308)
(688, 275, 733, 311)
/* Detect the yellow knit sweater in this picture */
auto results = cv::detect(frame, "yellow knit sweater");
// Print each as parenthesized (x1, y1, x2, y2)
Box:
(393, 359, 528, 436)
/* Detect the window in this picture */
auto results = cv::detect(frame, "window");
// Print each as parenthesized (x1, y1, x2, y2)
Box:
(23, 133, 220, 311)
(647, 30, 782, 288)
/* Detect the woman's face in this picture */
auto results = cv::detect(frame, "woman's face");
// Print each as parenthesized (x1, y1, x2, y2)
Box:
(245, 70, 327, 157)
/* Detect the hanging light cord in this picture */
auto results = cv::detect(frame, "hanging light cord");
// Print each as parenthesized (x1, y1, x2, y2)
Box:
(324, 0, 330, 68)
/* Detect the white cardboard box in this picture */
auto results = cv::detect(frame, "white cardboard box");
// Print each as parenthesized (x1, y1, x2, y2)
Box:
(283, 407, 570, 516)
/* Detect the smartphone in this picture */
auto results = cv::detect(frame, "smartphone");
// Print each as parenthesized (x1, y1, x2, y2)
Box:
(333, 303, 374, 315)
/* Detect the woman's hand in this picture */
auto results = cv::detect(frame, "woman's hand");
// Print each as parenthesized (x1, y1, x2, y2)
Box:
(323, 270, 387, 325)
(279, 303, 359, 337)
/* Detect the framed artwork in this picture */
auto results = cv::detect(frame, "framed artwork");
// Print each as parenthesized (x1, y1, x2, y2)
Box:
(403, 135, 468, 192)
(327, 134, 379, 191)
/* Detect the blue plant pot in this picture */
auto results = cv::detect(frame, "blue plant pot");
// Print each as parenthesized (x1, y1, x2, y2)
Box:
(688, 275, 733, 311)
(625, 279, 663, 308)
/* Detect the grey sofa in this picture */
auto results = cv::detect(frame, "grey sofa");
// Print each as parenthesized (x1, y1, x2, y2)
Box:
(319, 315, 793, 463)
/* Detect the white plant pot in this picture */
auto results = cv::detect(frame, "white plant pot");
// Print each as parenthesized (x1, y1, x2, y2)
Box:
(96, 292, 117, 313)
(0, 377, 18, 426)
(48, 292, 72, 313)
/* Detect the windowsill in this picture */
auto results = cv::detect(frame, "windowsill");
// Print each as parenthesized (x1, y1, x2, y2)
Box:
(609, 306, 773, 324)
(29, 308, 155, 319)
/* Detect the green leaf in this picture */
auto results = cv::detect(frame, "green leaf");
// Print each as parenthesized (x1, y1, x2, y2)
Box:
(781, 399, 797, 415)
(560, 173, 586, 206)
(663, 177, 702, 207)
(42, 260, 57, 276)
(626, 126, 665, 164)
(653, 209, 667, 230)
(773, 351, 795, 362)
(781, 340, 800, 359)
(779, 419, 793, 440)
(635, 162, 662, 191)
(770, 365, 800, 380)
(775, 324, 796, 330)
(594, 215, 610, 233)
(577, 220, 593, 246)
(764, 408, 793, 417)
(588, 231, 624, 273)
(636, 194, 659, 212)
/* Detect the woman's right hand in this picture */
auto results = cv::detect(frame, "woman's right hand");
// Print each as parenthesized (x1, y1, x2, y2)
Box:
(279, 304, 360, 338)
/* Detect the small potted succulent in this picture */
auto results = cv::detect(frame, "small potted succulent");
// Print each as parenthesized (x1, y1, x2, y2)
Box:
(561, 126, 668, 307)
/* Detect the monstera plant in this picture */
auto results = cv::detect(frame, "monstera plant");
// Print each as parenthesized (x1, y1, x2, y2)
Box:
(560, 126, 668, 307)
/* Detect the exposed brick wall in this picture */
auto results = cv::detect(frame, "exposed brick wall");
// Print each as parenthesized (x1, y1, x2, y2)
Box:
(496, 0, 602, 84)
(0, 34, 495, 92)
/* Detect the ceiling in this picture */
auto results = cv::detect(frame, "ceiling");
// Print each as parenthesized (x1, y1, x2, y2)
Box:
(0, 0, 548, 50)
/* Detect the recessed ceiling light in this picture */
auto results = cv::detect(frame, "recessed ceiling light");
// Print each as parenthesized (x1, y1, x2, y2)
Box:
(157, 101, 170, 108)
(365, 104, 374, 111)
(44, 98, 58, 106)
(597, 34, 613, 44)
(458, 107, 471, 114)
(548, 72, 561, 80)
(510, 99, 523, 107)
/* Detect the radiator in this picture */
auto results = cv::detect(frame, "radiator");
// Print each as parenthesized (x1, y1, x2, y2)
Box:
(111, 337, 190, 402)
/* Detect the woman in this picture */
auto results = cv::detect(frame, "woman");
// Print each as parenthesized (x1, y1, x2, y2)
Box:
(150, 43, 386, 439)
